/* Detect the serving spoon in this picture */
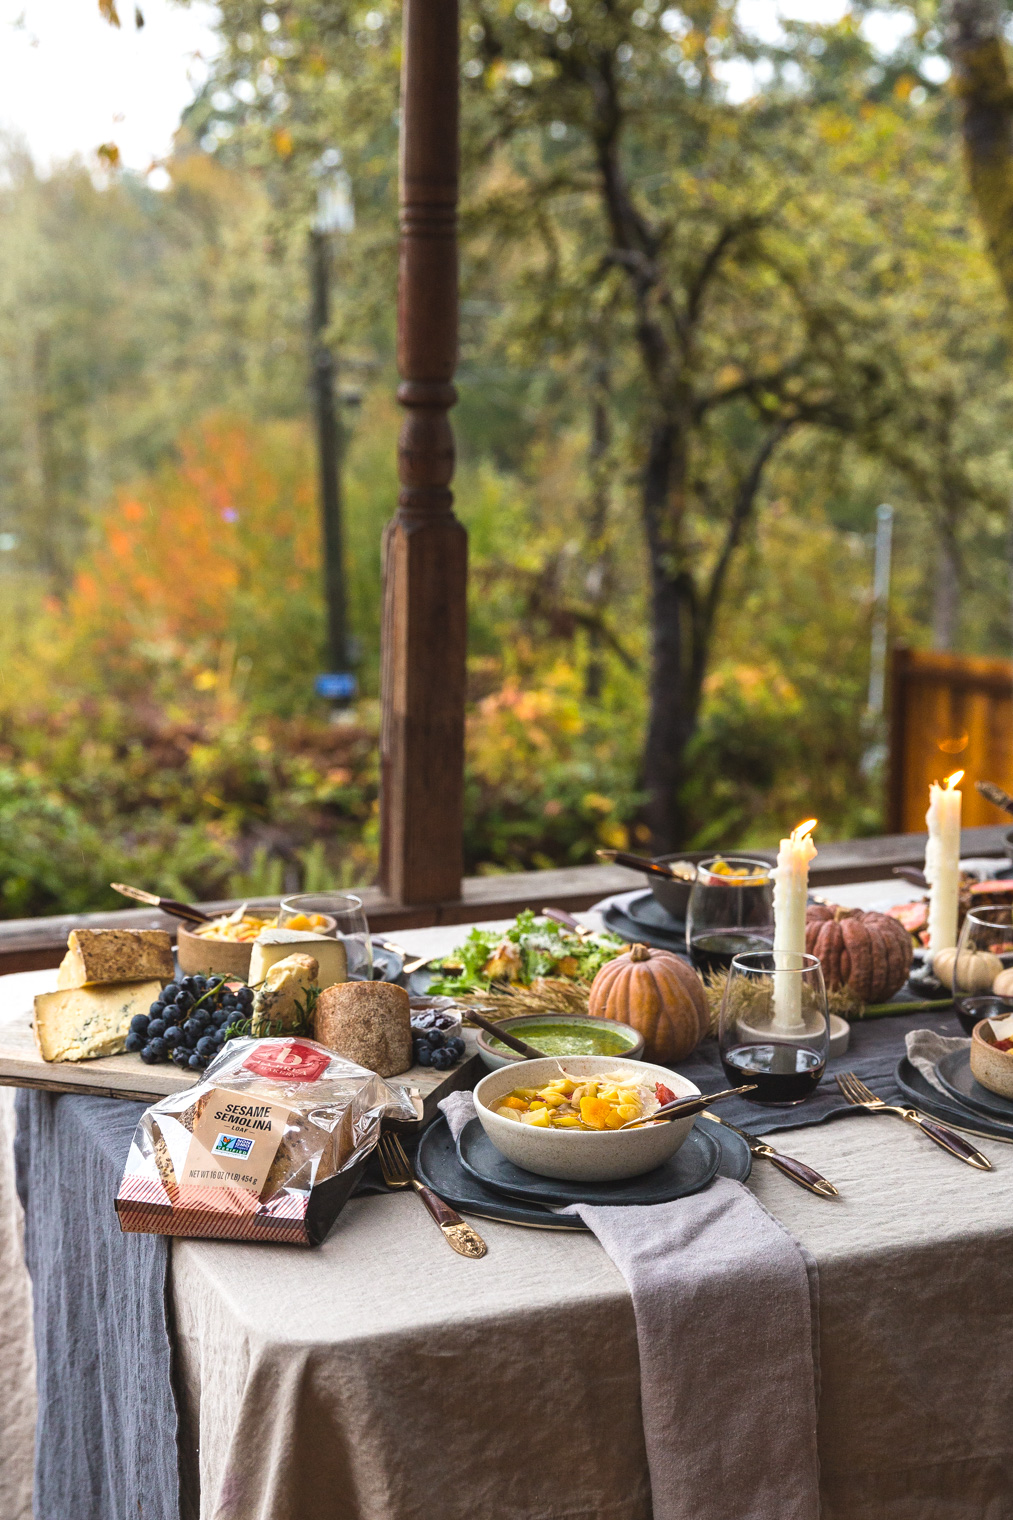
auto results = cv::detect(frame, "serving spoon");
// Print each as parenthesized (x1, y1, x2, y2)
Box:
(619, 1086, 755, 1128)
(464, 1008, 549, 1060)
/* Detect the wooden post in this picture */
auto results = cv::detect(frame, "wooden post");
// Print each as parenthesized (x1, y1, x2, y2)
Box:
(379, 0, 467, 904)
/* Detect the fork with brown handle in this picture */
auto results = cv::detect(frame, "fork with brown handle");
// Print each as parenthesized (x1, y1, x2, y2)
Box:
(377, 1132, 488, 1257)
(836, 1072, 993, 1170)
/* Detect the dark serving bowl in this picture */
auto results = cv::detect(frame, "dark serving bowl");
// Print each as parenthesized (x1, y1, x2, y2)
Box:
(649, 856, 695, 921)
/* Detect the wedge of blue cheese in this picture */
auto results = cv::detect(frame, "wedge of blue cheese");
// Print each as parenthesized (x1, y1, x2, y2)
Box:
(251, 953, 319, 1036)
(34, 980, 166, 1063)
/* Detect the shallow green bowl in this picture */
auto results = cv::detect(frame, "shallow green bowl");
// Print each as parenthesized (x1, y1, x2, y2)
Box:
(474, 1012, 645, 1072)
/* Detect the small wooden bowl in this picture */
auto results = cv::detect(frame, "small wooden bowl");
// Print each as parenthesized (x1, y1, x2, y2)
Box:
(176, 919, 275, 980)
(970, 1018, 1013, 1100)
(177, 914, 339, 981)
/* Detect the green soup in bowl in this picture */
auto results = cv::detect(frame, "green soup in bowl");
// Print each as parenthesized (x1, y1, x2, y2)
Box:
(476, 1014, 644, 1070)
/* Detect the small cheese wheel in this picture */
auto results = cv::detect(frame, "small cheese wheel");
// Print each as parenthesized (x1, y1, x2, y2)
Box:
(314, 982, 412, 1078)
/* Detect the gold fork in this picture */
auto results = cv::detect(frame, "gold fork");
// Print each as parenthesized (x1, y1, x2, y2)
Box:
(836, 1072, 993, 1170)
(377, 1132, 488, 1257)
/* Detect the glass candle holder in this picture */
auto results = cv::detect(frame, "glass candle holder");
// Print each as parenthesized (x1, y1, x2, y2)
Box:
(686, 857, 774, 977)
(718, 950, 829, 1106)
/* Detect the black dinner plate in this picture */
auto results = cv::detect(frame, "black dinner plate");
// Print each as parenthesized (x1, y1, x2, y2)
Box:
(415, 1116, 749, 1231)
(456, 1115, 721, 1207)
(602, 891, 688, 953)
(894, 1057, 1013, 1140)
(935, 1048, 1013, 1123)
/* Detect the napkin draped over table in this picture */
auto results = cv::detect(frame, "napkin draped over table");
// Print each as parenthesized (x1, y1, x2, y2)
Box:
(439, 1092, 821, 1520)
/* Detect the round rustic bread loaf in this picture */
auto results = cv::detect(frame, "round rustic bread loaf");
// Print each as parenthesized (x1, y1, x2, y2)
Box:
(314, 981, 412, 1078)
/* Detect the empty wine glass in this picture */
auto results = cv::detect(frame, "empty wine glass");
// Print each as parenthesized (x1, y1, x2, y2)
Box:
(278, 892, 373, 981)
(719, 950, 829, 1106)
(952, 906, 1013, 1035)
(686, 857, 774, 977)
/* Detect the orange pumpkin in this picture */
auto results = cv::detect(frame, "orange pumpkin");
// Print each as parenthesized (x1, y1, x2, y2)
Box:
(588, 943, 708, 1063)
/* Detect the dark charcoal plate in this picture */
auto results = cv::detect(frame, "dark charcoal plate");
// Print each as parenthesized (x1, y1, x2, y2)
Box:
(456, 1115, 721, 1208)
(895, 1057, 1013, 1140)
(935, 1047, 1013, 1123)
(416, 1116, 749, 1231)
(602, 891, 687, 953)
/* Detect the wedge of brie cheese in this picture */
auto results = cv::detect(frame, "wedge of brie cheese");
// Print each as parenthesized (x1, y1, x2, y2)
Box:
(57, 928, 174, 989)
(251, 953, 319, 1036)
(34, 980, 165, 1063)
(250, 929, 347, 990)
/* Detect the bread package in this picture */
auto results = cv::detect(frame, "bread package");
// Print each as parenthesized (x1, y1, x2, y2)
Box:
(115, 1036, 415, 1245)
(314, 982, 412, 1077)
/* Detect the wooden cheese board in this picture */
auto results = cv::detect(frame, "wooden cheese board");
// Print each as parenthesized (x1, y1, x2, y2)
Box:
(0, 970, 482, 1123)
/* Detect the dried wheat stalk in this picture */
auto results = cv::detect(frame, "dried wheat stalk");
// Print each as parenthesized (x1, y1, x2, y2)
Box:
(457, 978, 591, 1022)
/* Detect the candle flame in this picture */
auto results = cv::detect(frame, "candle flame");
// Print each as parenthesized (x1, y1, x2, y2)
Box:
(791, 818, 818, 843)
(944, 770, 964, 790)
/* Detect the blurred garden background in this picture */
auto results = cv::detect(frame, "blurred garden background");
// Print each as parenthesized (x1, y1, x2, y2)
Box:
(1, 0, 1012, 916)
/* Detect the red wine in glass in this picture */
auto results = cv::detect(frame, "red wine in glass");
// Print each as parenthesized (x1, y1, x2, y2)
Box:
(690, 932, 773, 978)
(721, 1043, 825, 1105)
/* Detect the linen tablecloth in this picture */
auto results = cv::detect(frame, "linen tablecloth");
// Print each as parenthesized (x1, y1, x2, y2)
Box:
(9, 901, 1013, 1520)
(170, 1113, 1013, 1520)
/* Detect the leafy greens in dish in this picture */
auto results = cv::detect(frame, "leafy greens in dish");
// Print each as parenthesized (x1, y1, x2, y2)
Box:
(425, 910, 626, 994)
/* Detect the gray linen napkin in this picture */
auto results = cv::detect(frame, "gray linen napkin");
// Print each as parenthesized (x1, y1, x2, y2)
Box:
(905, 1029, 969, 1094)
(438, 1094, 821, 1520)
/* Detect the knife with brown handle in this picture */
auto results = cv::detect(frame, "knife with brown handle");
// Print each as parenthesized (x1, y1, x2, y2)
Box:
(703, 1110, 840, 1197)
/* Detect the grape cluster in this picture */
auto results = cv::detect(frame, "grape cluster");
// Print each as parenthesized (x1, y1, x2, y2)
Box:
(410, 1011, 466, 1072)
(125, 975, 254, 1071)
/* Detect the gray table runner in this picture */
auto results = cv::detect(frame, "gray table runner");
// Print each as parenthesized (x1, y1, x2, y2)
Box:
(13, 1090, 179, 1520)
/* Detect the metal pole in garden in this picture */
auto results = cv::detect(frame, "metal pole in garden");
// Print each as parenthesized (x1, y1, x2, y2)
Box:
(310, 166, 357, 710)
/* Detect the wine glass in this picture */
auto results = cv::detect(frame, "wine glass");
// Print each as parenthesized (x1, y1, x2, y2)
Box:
(278, 892, 373, 981)
(952, 906, 1013, 1035)
(719, 950, 829, 1105)
(686, 857, 774, 977)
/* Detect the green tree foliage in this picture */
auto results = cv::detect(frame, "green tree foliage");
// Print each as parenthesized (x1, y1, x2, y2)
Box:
(0, 148, 307, 591)
(192, 0, 1011, 847)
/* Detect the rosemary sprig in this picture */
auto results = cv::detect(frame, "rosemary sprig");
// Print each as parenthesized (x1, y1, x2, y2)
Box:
(223, 983, 321, 1043)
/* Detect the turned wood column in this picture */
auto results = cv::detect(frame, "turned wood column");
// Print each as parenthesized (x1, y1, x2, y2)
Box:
(379, 0, 467, 904)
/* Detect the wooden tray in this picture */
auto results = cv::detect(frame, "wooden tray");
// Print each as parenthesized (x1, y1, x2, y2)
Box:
(0, 970, 480, 1121)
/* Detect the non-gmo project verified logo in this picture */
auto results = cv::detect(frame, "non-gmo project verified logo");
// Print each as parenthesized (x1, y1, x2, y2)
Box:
(212, 1133, 255, 1158)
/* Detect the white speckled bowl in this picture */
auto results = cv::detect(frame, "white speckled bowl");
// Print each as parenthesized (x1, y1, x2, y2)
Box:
(473, 1055, 701, 1182)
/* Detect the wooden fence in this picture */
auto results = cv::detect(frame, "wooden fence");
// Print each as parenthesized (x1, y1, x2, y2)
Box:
(889, 646, 1013, 833)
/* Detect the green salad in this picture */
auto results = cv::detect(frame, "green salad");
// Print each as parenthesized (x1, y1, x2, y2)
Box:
(426, 910, 626, 995)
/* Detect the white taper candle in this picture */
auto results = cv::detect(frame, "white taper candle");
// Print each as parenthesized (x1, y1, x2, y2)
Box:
(925, 771, 963, 956)
(772, 820, 818, 1031)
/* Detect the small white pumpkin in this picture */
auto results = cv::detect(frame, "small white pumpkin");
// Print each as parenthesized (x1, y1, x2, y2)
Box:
(932, 946, 1003, 993)
(992, 966, 1013, 998)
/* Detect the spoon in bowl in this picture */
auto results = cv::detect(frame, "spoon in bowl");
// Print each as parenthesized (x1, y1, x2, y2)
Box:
(619, 1086, 756, 1129)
